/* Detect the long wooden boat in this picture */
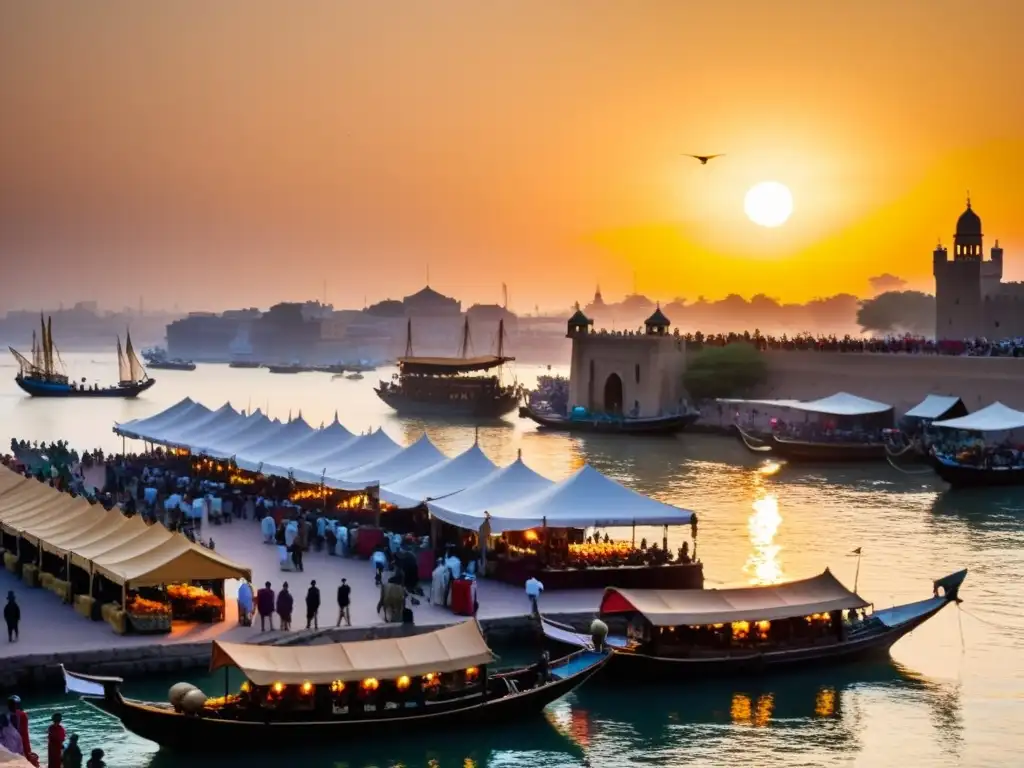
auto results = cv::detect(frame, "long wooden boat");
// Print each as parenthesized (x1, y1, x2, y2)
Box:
(542, 568, 966, 682)
(768, 435, 888, 462)
(519, 405, 699, 434)
(63, 621, 609, 751)
(927, 453, 1024, 488)
(147, 359, 196, 371)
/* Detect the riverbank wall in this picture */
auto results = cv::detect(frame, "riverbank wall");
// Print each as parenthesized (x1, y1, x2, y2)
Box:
(0, 611, 597, 695)
(753, 352, 1024, 411)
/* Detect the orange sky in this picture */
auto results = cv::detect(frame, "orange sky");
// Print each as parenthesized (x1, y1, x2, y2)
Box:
(1, 1, 1022, 312)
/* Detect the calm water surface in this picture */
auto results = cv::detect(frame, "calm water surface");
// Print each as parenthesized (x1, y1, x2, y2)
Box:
(3, 354, 1022, 767)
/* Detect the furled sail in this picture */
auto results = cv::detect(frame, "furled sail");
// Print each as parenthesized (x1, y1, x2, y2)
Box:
(117, 336, 131, 383)
(40, 313, 51, 375)
(125, 331, 147, 382)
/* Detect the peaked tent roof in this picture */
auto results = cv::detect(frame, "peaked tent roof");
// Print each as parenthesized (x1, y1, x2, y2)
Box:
(932, 401, 1024, 432)
(326, 434, 447, 491)
(184, 409, 264, 454)
(904, 394, 966, 420)
(599, 570, 868, 626)
(258, 418, 357, 471)
(210, 620, 493, 685)
(425, 453, 554, 529)
(161, 403, 244, 447)
(205, 416, 286, 459)
(234, 416, 316, 471)
(478, 464, 693, 534)
(382, 442, 500, 508)
(320, 429, 403, 477)
(787, 392, 892, 417)
(115, 398, 201, 439)
(92, 532, 251, 586)
(130, 400, 216, 442)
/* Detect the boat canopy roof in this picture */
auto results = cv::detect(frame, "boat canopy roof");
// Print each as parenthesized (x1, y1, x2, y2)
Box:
(904, 394, 966, 420)
(397, 355, 512, 375)
(210, 620, 494, 685)
(786, 392, 892, 417)
(599, 570, 869, 626)
(932, 401, 1024, 432)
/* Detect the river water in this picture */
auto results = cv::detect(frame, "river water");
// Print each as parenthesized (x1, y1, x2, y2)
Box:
(2, 354, 1022, 767)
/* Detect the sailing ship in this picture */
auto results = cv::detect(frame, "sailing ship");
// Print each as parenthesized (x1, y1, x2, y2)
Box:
(542, 568, 966, 681)
(62, 621, 610, 751)
(9, 315, 156, 398)
(375, 318, 522, 417)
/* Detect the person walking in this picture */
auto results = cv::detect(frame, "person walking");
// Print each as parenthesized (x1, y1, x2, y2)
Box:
(305, 580, 321, 629)
(335, 578, 351, 627)
(86, 748, 106, 768)
(276, 582, 293, 631)
(525, 576, 544, 616)
(4, 591, 19, 642)
(236, 579, 254, 627)
(256, 581, 275, 632)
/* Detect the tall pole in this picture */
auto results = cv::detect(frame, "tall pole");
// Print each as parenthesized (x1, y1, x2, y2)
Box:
(854, 548, 862, 593)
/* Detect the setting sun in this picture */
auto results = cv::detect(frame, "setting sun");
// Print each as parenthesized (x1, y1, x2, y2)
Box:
(744, 182, 794, 228)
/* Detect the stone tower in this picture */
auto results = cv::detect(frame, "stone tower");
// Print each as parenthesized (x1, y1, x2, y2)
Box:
(933, 198, 1003, 340)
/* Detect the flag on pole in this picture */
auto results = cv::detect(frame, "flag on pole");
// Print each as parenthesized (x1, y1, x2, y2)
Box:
(849, 547, 862, 555)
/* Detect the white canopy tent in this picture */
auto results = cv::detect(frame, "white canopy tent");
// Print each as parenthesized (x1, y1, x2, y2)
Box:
(162, 403, 245, 447)
(293, 429, 402, 488)
(448, 464, 693, 534)
(932, 402, 1024, 432)
(234, 415, 316, 471)
(205, 415, 286, 460)
(324, 434, 447, 491)
(904, 395, 965, 420)
(115, 398, 204, 440)
(425, 451, 554, 529)
(381, 442, 499, 507)
(257, 419, 358, 475)
(179, 408, 258, 453)
(786, 392, 892, 417)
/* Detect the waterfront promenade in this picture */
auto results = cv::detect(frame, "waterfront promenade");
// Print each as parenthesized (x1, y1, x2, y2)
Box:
(0, 520, 602, 663)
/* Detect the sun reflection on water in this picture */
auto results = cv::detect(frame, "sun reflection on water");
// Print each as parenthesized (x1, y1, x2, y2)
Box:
(744, 491, 783, 584)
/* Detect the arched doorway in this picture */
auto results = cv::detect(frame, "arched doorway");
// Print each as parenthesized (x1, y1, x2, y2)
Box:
(603, 373, 623, 414)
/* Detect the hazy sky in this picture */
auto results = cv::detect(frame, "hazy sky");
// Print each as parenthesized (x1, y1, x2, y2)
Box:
(1, 1, 1022, 313)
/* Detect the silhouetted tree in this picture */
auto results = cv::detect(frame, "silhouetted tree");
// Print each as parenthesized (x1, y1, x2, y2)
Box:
(868, 274, 908, 295)
(683, 343, 767, 402)
(856, 291, 935, 336)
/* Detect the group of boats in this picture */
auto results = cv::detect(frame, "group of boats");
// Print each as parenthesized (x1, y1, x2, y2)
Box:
(62, 567, 967, 751)
(730, 391, 1024, 488)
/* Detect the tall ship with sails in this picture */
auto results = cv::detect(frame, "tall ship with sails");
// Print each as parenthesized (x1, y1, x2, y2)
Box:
(375, 318, 521, 417)
(9, 315, 156, 398)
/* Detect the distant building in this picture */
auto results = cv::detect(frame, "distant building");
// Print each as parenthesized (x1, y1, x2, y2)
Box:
(402, 286, 461, 316)
(933, 199, 1019, 339)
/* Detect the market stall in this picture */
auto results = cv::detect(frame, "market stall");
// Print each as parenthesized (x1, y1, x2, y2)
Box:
(428, 462, 702, 591)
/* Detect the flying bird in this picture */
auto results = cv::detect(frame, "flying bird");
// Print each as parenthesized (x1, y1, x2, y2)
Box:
(686, 154, 724, 165)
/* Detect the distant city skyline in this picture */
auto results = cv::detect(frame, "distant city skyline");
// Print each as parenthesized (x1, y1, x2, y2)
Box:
(1, 2, 1021, 311)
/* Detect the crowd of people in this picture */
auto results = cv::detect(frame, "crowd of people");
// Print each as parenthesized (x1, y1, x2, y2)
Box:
(685, 331, 1024, 356)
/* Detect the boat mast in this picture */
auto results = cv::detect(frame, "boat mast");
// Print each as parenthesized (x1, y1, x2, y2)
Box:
(458, 316, 471, 359)
(404, 319, 413, 357)
(496, 318, 505, 358)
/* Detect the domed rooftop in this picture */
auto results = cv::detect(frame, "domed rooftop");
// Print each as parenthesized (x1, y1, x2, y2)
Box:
(644, 305, 671, 328)
(956, 199, 982, 238)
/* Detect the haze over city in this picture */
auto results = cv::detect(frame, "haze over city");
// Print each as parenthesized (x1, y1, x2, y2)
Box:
(2, 1, 1023, 313)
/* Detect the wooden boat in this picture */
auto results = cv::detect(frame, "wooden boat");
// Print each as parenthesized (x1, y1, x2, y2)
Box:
(768, 434, 888, 462)
(519, 405, 698, 434)
(268, 363, 311, 374)
(9, 317, 155, 398)
(147, 359, 197, 371)
(63, 621, 610, 751)
(375, 318, 521, 418)
(228, 359, 263, 369)
(927, 453, 1024, 488)
(736, 425, 773, 453)
(542, 568, 966, 681)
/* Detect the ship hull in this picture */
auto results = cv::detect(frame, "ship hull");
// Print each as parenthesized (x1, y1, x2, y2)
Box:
(15, 377, 156, 398)
(519, 406, 698, 434)
(928, 455, 1024, 488)
(147, 362, 196, 371)
(376, 387, 519, 418)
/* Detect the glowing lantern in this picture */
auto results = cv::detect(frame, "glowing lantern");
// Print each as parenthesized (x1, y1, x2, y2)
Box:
(396, 675, 411, 691)
(240, 682, 251, 693)
(361, 678, 380, 691)
(272, 682, 284, 694)
(329, 680, 346, 694)
(465, 667, 479, 681)
(524, 530, 539, 542)
(300, 682, 313, 695)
